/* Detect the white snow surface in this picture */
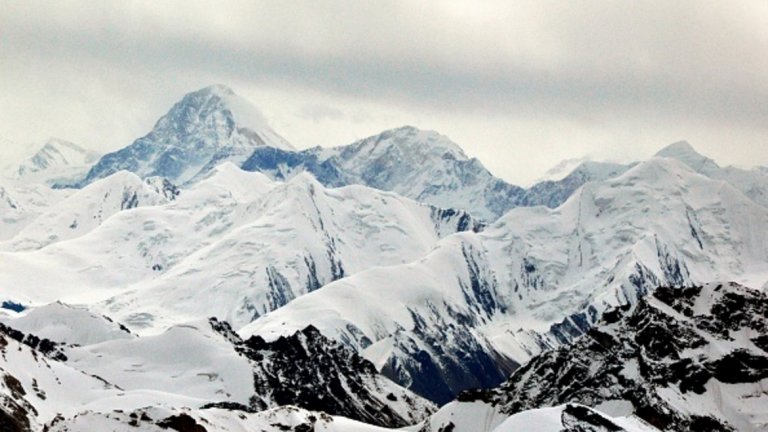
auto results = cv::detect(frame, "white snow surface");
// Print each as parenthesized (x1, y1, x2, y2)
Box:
(0, 164, 476, 333)
(1, 170, 173, 251)
(419, 402, 659, 432)
(244, 157, 768, 369)
(0, 301, 134, 346)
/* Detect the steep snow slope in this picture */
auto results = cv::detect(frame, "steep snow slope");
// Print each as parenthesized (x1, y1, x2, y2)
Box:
(1, 317, 433, 431)
(243, 158, 768, 403)
(243, 126, 526, 221)
(1, 171, 176, 251)
(0, 164, 479, 330)
(0, 165, 279, 306)
(95, 172, 481, 331)
(519, 160, 631, 208)
(7, 138, 100, 187)
(463, 282, 768, 431)
(0, 326, 127, 431)
(81, 85, 293, 186)
(656, 141, 768, 208)
(0, 181, 71, 241)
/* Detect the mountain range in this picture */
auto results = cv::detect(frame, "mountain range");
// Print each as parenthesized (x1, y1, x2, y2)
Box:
(1, 84, 767, 431)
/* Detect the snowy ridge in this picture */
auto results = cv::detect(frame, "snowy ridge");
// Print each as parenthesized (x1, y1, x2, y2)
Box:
(0, 301, 134, 346)
(1, 171, 175, 251)
(0, 315, 434, 430)
(0, 181, 71, 241)
(0, 164, 480, 333)
(242, 125, 527, 221)
(94, 171, 482, 331)
(243, 157, 768, 402)
(655, 141, 768, 208)
(459, 281, 768, 431)
(80, 85, 293, 186)
(420, 402, 658, 432)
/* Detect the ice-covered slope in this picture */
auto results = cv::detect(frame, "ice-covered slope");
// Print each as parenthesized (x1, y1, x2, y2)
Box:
(0, 164, 279, 308)
(95, 172, 481, 331)
(0, 325, 127, 431)
(80, 85, 293, 186)
(1, 171, 176, 251)
(243, 158, 768, 403)
(519, 160, 631, 208)
(1, 317, 433, 431)
(656, 141, 768, 208)
(7, 138, 100, 187)
(461, 282, 768, 431)
(0, 181, 71, 241)
(243, 126, 526, 221)
(0, 164, 479, 330)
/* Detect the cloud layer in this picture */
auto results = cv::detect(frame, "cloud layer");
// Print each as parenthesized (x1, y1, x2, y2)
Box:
(1, 1, 766, 183)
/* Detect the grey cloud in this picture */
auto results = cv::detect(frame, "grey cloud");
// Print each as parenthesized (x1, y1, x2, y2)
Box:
(1, 1, 766, 183)
(3, 1, 766, 125)
(297, 104, 345, 123)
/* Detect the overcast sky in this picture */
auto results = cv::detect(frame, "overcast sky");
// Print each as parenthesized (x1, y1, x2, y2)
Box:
(1, 1, 766, 184)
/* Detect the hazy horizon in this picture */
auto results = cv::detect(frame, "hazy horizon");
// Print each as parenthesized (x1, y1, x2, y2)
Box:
(2, 1, 766, 185)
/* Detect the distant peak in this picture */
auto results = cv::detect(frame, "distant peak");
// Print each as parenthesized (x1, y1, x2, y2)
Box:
(655, 140, 697, 156)
(654, 140, 718, 172)
(367, 125, 468, 159)
(41, 137, 93, 154)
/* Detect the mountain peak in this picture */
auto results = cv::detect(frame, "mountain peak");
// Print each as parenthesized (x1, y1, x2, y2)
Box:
(81, 85, 293, 186)
(9, 138, 100, 186)
(654, 140, 719, 172)
(655, 140, 697, 157)
(357, 125, 468, 160)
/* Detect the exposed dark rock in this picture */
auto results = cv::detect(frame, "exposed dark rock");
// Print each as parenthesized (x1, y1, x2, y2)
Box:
(157, 414, 207, 432)
(461, 282, 765, 431)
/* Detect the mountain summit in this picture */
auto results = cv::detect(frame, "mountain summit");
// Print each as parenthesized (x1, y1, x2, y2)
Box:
(654, 140, 720, 173)
(243, 126, 526, 221)
(9, 138, 100, 186)
(80, 85, 293, 186)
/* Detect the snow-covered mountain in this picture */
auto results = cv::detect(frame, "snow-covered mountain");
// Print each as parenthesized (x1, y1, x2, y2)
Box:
(519, 160, 631, 208)
(449, 282, 768, 431)
(0, 301, 134, 346)
(7, 138, 101, 187)
(242, 157, 768, 403)
(533, 156, 591, 183)
(0, 181, 71, 241)
(656, 140, 768, 208)
(0, 163, 480, 331)
(0, 309, 433, 431)
(1, 171, 177, 251)
(91, 170, 480, 331)
(242, 126, 526, 221)
(80, 85, 293, 186)
(3, 80, 768, 431)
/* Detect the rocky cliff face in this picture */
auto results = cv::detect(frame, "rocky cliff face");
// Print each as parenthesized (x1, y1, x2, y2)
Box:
(81, 85, 293, 186)
(461, 282, 768, 431)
